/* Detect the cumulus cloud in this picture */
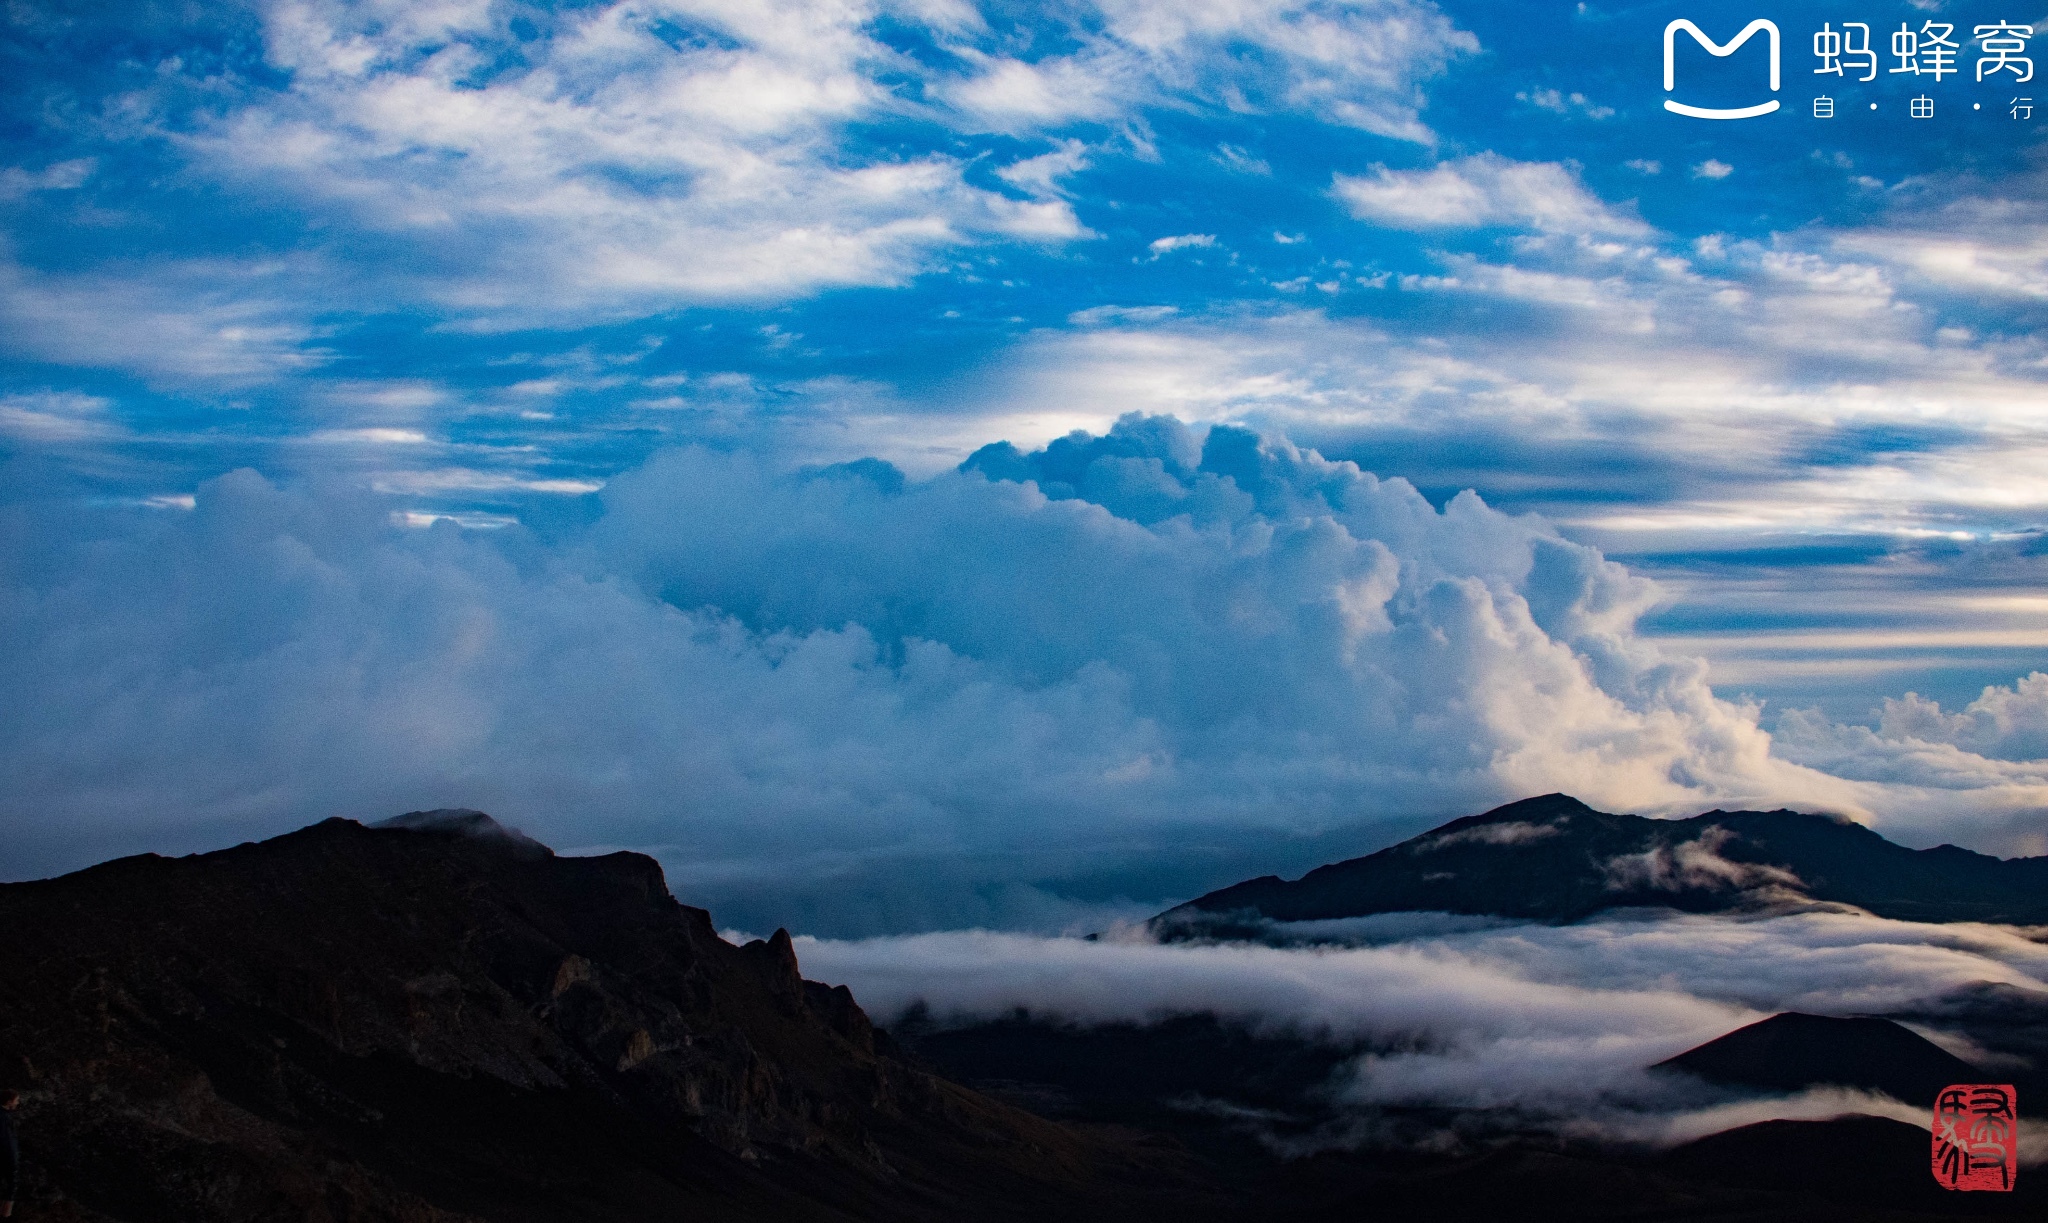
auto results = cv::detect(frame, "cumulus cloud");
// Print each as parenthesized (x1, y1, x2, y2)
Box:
(796, 908, 2048, 1147)
(2, 415, 1876, 931)
(1880, 674, 2048, 762)
(1333, 153, 1650, 236)
(1774, 675, 2048, 857)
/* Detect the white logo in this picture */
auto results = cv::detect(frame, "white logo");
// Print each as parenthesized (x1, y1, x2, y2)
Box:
(1664, 19, 1781, 119)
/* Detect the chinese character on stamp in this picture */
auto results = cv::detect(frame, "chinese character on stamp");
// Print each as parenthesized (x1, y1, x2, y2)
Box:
(1932, 1084, 2017, 1193)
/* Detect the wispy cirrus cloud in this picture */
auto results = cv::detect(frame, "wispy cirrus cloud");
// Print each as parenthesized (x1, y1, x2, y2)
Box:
(938, 0, 1477, 142)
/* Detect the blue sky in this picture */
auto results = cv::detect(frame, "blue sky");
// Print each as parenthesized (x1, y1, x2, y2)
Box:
(5, 0, 2048, 930)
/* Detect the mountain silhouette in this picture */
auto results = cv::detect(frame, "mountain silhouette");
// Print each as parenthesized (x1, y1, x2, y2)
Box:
(4, 809, 2041, 1222)
(0, 812, 1187, 1222)
(1655, 1013, 1984, 1106)
(1158, 793, 2048, 934)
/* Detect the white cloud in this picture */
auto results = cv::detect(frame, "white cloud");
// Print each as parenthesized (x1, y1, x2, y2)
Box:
(1147, 232, 1216, 256)
(69, 0, 1472, 326)
(0, 391, 118, 443)
(1599, 826, 1804, 896)
(0, 254, 331, 383)
(1213, 143, 1271, 175)
(0, 158, 95, 200)
(1838, 215, 2048, 301)
(1774, 674, 2048, 857)
(796, 907, 2048, 1145)
(1067, 304, 1179, 326)
(311, 427, 432, 445)
(1517, 88, 1613, 120)
(1692, 159, 1733, 180)
(1333, 153, 1651, 236)
(940, 0, 1478, 144)
(994, 138, 1093, 199)
(0, 420, 1883, 929)
(174, 0, 1089, 319)
(1411, 818, 1564, 851)
(1880, 673, 2048, 761)
(973, 221, 2048, 549)
(368, 468, 604, 495)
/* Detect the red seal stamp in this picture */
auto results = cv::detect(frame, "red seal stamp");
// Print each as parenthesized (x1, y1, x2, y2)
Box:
(1931, 1083, 2017, 1192)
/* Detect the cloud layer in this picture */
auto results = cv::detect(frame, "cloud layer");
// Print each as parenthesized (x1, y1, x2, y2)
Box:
(5, 0, 1470, 326)
(6, 2, 2048, 936)
(3, 415, 1914, 929)
(796, 908, 2048, 1150)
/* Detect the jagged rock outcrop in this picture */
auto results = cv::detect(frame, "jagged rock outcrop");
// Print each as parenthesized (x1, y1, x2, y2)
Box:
(0, 811, 1158, 1222)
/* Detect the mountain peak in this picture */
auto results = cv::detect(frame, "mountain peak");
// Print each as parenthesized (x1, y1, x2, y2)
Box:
(0, 812, 1120, 1220)
(1655, 1012, 1982, 1106)
(1157, 794, 2048, 935)
(371, 807, 554, 857)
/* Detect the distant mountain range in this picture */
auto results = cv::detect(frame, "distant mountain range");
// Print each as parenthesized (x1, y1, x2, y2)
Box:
(1157, 793, 2048, 934)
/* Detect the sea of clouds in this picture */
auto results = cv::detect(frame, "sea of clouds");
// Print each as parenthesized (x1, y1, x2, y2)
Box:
(794, 908, 2048, 1154)
(6, 416, 2048, 931)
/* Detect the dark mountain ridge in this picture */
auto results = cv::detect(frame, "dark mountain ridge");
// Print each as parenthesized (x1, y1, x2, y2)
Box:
(1159, 793, 2048, 933)
(0, 810, 1181, 1222)
(3, 807, 2040, 1221)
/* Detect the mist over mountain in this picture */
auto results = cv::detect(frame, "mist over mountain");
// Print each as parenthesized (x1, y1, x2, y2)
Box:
(1159, 794, 2048, 936)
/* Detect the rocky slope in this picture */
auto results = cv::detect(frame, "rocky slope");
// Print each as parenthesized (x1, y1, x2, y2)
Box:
(1158, 793, 2048, 934)
(0, 811, 1183, 1222)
